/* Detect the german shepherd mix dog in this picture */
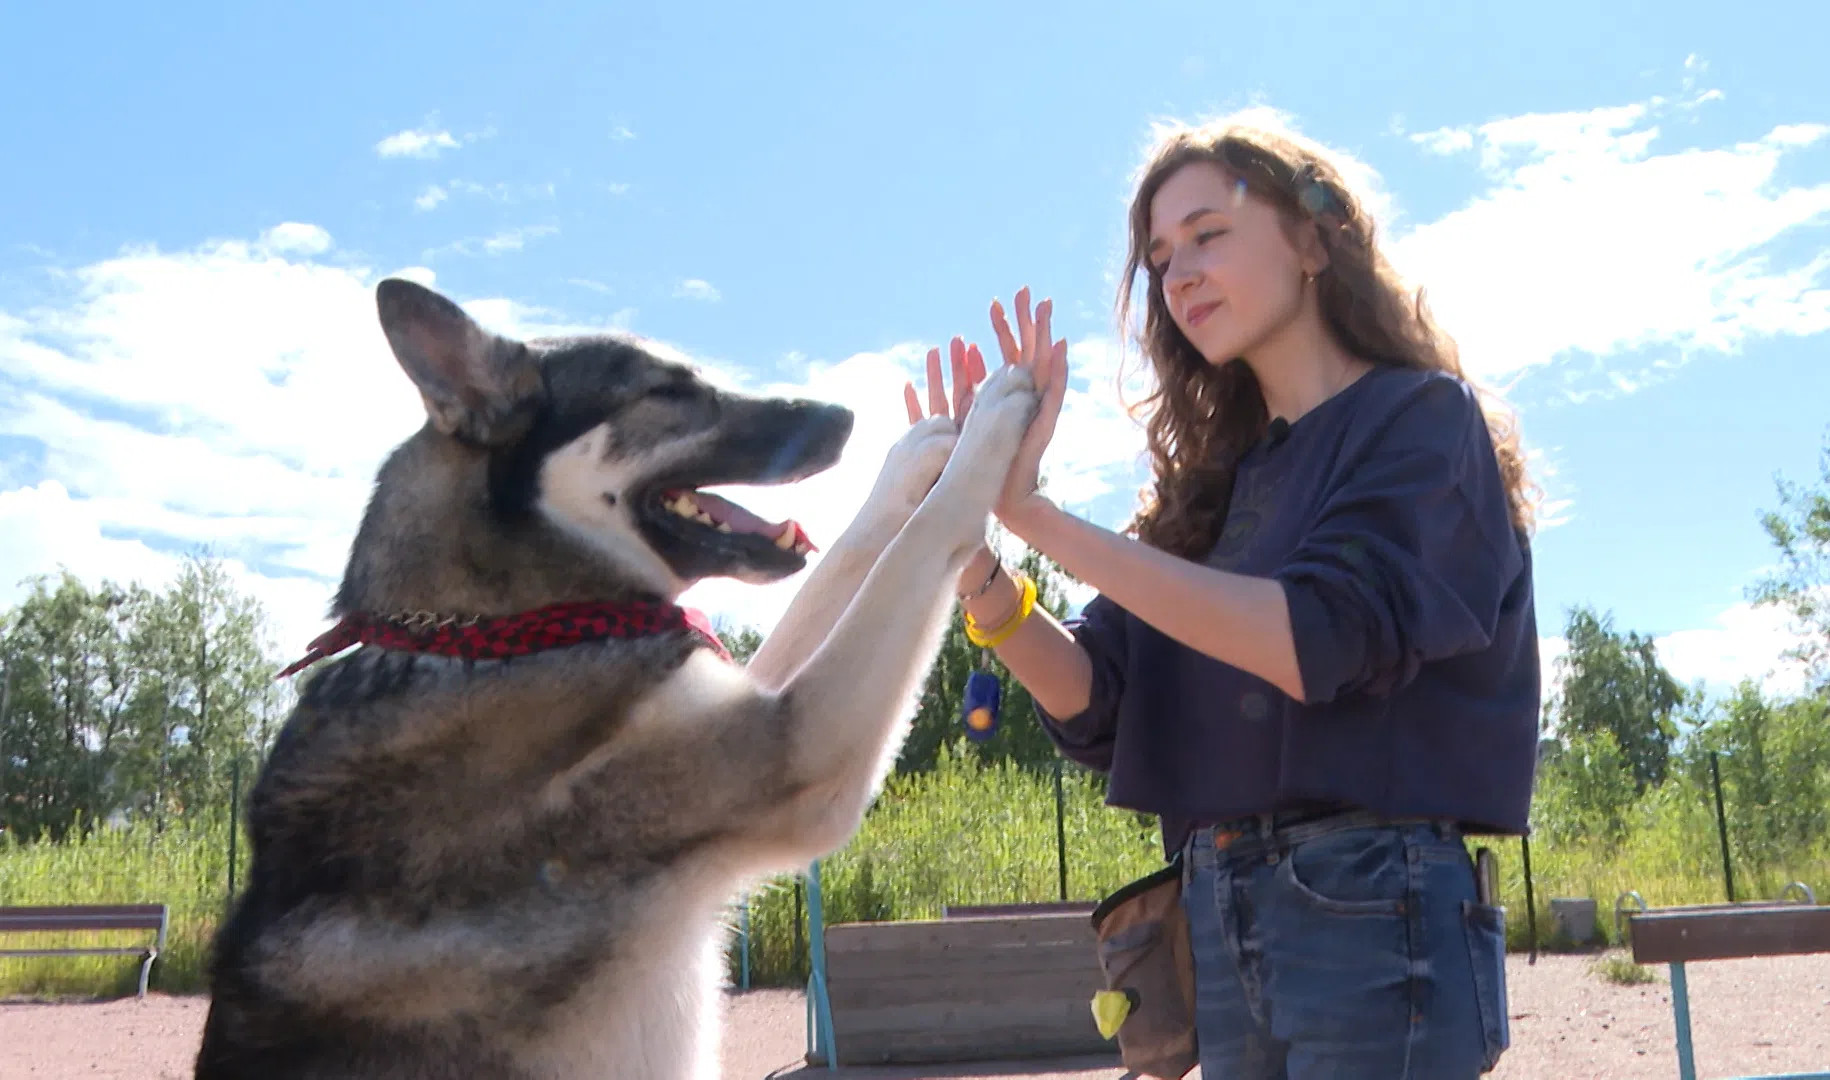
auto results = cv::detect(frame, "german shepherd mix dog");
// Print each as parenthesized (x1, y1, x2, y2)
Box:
(194, 279, 1039, 1079)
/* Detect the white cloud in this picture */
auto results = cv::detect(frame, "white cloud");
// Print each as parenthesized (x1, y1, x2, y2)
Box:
(375, 126, 462, 159)
(1385, 90, 1830, 386)
(482, 226, 556, 255)
(260, 223, 332, 256)
(426, 225, 559, 259)
(1412, 127, 1475, 156)
(414, 185, 448, 211)
(673, 279, 721, 302)
(1655, 600, 1814, 700)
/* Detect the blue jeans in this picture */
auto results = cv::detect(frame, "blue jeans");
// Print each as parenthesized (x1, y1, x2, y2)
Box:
(1180, 812, 1510, 1079)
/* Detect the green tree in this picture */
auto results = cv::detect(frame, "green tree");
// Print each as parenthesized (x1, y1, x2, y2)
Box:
(0, 572, 137, 840)
(1549, 604, 1686, 792)
(111, 555, 287, 829)
(1749, 427, 1830, 690)
(1681, 680, 1830, 869)
(716, 623, 764, 665)
(0, 555, 286, 842)
(1530, 727, 1640, 844)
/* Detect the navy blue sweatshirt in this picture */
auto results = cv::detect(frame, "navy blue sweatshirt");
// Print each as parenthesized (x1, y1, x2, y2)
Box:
(1035, 366, 1540, 858)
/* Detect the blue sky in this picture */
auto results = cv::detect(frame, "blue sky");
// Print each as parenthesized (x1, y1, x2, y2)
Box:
(2, 1, 1826, 703)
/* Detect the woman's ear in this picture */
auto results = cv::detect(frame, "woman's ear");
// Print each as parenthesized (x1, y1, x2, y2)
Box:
(1294, 218, 1331, 279)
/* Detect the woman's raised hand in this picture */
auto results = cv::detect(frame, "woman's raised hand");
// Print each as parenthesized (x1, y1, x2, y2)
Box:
(899, 287, 1068, 526)
(984, 287, 1068, 523)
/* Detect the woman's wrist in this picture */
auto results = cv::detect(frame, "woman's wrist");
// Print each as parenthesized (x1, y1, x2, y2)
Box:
(997, 491, 1059, 545)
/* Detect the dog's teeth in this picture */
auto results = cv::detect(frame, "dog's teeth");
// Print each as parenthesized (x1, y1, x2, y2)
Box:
(668, 495, 698, 517)
(773, 527, 796, 551)
(695, 511, 715, 525)
(715, 522, 732, 533)
(793, 540, 812, 556)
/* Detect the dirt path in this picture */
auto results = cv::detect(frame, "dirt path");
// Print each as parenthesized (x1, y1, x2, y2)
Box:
(2, 953, 1826, 1079)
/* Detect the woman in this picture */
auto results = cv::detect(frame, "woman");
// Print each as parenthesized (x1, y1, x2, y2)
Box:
(913, 118, 1538, 1078)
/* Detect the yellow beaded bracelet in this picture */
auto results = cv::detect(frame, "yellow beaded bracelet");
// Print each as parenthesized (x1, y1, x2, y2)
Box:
(964, 572, 1036, 649)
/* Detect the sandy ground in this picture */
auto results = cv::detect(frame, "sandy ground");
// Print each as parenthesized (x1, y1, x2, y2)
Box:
(2, 953, 1827, 1079)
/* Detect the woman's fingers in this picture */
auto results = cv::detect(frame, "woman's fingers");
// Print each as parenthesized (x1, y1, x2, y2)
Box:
(925, 346, 948, 419)
(903, 381, 922, 426)
(948, 336, 971, 418)
(1014, 287, 1034, 360)
(967, 342, 988, 385)
(990, 299, 1021, 367)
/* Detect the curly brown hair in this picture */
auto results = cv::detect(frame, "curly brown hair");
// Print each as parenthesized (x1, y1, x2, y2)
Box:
(1116, 117, 1538, 560)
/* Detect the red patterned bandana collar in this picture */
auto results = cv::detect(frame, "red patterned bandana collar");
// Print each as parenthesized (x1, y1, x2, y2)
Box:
(276, 600, 731, 679)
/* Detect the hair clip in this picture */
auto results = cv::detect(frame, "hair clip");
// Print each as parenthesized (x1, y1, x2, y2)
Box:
(1295, 162, 1335, 217)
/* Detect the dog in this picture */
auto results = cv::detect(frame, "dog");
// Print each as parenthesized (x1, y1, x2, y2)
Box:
(192, 277, 1038, 1079)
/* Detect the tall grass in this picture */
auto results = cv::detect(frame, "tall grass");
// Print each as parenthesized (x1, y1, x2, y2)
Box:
(5, 745, 1827, 997)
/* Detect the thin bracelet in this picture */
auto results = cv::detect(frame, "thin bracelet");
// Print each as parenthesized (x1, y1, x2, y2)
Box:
(957, 556, 1001, 601)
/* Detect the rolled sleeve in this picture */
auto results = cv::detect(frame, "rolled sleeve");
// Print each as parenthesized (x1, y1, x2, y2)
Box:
(1032, 592, 1127, 772)
(1274, 377, 1523, 705)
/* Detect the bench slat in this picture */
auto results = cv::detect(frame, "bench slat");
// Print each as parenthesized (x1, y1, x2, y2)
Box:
(0, 905, 166, 918)
(0, 947, 157, 958)
(1629, 904, 1830, 964)
(0, 915, 167, 932)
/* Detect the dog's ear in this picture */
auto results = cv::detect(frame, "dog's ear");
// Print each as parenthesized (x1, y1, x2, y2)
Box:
(375, 278, 546, 446)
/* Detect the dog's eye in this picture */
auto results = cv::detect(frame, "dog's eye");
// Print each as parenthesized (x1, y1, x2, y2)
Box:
(650, 383, 700, 402)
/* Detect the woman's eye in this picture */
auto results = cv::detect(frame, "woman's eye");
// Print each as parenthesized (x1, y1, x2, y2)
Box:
(1196, 229, 1227, 244)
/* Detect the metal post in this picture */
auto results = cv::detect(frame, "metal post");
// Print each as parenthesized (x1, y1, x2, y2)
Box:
(1710, 751, 1736, 903)
(804, 860, 837, 1069)
(1668, 962, 1697, 1080)
(739, 901, 750, 991)
(793, 880, 804, 977)
(1521, 834, 1538, 964)
(1053, 759, 1068, 902)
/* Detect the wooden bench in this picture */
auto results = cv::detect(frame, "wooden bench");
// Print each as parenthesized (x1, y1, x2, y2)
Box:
(812, 907, 1115, 1067)
(1628, 899, 1830, 1080)
(0, 904, 169, 999)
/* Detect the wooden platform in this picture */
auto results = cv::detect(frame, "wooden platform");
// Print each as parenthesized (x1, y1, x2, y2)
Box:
(812, 908, 1115, 1066)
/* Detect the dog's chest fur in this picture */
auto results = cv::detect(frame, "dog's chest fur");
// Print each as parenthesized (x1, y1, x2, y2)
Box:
(201, 642, 778, 1079)
(514, 863, 739, 1080)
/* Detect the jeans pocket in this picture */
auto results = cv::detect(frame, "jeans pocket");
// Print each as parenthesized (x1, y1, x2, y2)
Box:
(1277, 826, 1409, 917)
(1461, 900, 1510, 1072)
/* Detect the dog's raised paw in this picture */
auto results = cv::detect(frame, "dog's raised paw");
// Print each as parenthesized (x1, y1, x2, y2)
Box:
(954, 364, 1039, 464)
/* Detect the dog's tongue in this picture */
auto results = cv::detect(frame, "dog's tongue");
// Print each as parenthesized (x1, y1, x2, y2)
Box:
(678, 490, 817, 553)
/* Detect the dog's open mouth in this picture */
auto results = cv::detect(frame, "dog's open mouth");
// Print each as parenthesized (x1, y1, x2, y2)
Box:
(648, 487, 817, 557)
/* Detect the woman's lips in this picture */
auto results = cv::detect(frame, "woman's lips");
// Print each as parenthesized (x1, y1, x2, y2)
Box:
(1185, 300, 1220, 328)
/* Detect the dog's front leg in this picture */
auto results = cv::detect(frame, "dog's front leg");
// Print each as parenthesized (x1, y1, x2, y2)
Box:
(743, 415, 957, 692)
(753, 364, 1038, 860)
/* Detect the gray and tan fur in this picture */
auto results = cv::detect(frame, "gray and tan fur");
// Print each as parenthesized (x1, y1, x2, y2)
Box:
(193, 279, 1038, 1079)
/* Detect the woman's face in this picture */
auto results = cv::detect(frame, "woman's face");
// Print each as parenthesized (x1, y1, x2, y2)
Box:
(1145, 160, 1315, 368)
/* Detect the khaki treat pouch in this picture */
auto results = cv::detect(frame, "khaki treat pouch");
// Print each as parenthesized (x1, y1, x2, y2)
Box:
(1088, 859, 1198, 1080)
